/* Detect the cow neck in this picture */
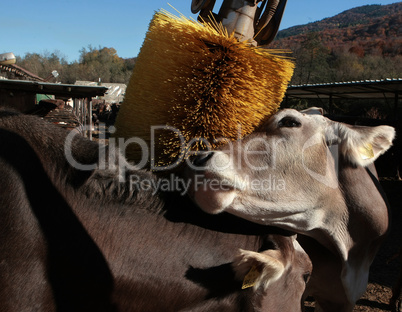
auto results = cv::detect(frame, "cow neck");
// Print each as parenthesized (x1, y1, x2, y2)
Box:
(161, 190, 295, 237)
(80, 167, 165, 215)
(82, 167, 295, 237)
(365, 165, 392, 223)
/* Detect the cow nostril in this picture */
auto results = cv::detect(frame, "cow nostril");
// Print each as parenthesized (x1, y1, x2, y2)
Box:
(192, 152, 214, 167)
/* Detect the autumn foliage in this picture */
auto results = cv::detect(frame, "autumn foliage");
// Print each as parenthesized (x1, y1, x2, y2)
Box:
(272, 3, 402, 85)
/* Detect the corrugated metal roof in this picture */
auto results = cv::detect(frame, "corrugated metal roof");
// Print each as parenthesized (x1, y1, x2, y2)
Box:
(75, 81, 126, 103)
(286, 78, 402, 100)
(0, 79, 108, 98)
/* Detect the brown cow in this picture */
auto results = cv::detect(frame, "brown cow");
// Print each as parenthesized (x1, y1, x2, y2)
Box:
(187, 108, 395, 311)
(0, 109, 311, 311)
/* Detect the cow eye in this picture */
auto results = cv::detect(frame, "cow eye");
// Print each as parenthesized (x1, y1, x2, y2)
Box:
(303, 272, 311, 284)
(278, 117, 301, 128)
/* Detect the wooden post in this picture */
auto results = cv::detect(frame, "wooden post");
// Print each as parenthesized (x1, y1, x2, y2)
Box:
(73, 98, 77, 116)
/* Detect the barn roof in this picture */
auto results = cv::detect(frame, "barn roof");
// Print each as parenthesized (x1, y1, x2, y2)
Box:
(286, 78, 402, 100)
(0, 79, 108, 98)
(0, 64, 45, 82)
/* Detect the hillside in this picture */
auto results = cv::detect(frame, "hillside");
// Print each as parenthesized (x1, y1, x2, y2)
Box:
(273, 2, 402, 57)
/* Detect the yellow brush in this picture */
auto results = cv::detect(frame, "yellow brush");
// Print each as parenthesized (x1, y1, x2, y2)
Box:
(113, 10, 294, 171)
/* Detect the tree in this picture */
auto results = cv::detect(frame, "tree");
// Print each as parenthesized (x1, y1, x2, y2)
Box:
(291, 33, 332, 85)
(15, 47, 135, 84)
(78, 46, 131, 83)
(17, 51, 68, 80)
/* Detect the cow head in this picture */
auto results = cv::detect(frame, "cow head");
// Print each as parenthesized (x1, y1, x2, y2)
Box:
(186, 108, 395, 245)
(232, 234, 312, 311)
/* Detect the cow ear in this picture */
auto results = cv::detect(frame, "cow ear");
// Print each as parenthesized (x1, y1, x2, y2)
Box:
(301, 107, 324, 115)
(232, 249, 285, 290)
(335, 123, 395, 167)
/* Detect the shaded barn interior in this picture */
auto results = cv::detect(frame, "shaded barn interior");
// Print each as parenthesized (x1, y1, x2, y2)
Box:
(284, 78, 402, 179)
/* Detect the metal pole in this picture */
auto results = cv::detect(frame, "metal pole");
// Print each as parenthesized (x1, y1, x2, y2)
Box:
(394, 92, 401, 179)
(81, 99, 86, 137)
(329, 94, 333, 116)
(88, 97, 93, 141)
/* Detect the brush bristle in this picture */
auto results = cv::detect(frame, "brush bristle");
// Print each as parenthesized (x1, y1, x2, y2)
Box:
(114, 10, 294, 170)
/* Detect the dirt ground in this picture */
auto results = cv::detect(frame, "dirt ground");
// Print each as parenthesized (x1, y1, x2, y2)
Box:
(354, 179, 402, 312)
(306, 179, 402, 311)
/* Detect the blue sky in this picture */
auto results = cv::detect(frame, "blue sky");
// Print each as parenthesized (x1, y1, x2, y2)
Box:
(1, 0, 399, 63)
